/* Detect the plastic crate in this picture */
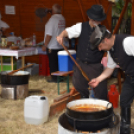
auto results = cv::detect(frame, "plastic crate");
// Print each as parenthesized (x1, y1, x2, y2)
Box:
(39, 54, 50, 76)
(25, 63, 39, 75)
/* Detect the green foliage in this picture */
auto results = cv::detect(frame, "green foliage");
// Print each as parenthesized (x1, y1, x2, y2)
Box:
(127, 3, 132, 17)
(112, 0, 132, 18)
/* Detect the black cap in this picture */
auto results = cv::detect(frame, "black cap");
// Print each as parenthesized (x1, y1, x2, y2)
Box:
(90, 25, 108, 50)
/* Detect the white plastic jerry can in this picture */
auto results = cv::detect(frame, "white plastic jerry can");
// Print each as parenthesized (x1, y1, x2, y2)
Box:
(24, 95, 49, 125)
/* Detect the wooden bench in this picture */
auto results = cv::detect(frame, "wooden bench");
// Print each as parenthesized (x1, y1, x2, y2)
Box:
(51, 71, 73, 94)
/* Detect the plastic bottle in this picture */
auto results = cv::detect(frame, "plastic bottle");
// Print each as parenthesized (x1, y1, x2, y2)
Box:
(10, 32, 14, 36)
(17, 37, 21, 46)
(32, 33, 36, 46)
(5, 38, 8, 46)
(108, 84, 119, 108)
(8, 32, 17, 44)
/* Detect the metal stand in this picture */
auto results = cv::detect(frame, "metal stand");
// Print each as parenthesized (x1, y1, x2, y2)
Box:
(57, 75, 70, 95)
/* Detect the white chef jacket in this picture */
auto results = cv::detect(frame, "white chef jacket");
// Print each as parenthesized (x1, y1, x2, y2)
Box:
(44, 14, 69, 49)
(65, 23, 134, 69)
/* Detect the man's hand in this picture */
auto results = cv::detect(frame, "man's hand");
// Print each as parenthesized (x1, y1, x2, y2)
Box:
(89, 67, 115, 88)
(88, 78, 100, 88)
(42, 35, 52, 51)
(56, 36, 63, 45)
(42, 45, 46, 51)
(57, 30, 68, 45)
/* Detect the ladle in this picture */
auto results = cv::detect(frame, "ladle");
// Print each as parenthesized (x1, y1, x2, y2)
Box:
(7, 64, 33, 75)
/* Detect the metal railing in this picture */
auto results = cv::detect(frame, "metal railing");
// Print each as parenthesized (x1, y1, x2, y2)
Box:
(111, 17, 131, 34)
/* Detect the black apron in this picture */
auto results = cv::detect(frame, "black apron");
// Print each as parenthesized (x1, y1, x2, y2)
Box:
(72, 59, 108, 100)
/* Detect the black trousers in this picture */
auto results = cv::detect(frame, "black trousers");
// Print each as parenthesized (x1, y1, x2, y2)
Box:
(72, 59, 108, 100)
(46, 48, 63, 79)
(120, 76, 134, 107)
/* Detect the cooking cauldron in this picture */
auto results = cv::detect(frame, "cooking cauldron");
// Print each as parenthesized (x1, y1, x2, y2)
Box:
(66, 99, 114, 131)
(58, 113, 120, 134)
(0, 71, 30, 85)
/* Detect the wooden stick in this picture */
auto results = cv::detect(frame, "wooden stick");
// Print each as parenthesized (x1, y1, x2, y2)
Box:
(61, 43, 90, 82)
(1, 56, 3, 71)
(54, 91, 77, 103)
(11, 56, 14, 70)
(7, 64, 33, 75)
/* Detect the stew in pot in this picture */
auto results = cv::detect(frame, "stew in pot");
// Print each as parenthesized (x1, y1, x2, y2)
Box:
(70, 104, 106, 112)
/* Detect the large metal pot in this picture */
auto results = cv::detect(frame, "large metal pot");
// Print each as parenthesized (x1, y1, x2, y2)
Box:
(65, 99, 114, 131)
(58, 113, 120, 134)
(0, 71, 30, 85)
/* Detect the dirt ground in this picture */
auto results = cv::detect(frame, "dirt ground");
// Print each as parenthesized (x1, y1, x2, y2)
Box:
(0, 75, 134, 134)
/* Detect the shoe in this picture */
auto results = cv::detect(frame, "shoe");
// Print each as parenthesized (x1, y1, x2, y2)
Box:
(47, 78, 57, 83)
(120, 107, 131, 134)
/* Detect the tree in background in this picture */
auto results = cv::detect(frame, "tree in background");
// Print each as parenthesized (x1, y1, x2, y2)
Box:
(112, 0, 132, 33)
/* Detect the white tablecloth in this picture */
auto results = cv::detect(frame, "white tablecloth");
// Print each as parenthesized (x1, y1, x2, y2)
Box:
(0, 47, 38, 59)
(36, 47, 47, 55)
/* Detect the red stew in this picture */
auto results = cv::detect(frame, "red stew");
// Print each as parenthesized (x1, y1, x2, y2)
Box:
(70, 104, 106, 112)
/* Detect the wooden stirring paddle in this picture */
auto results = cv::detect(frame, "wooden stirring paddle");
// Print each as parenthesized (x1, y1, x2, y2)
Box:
(7, 64, 33, 75)
(61, 43, 90, 82)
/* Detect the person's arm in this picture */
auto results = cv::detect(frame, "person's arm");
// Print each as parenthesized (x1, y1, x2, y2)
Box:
(56, 30, 68, 45)
(123, 37, 134, 56)
(89, 67, 114, 88)
(57, 23, 82, 45)
(42, 35, 52, 51)
(1, 27, 6, 32)
(89, 51, 116, 88)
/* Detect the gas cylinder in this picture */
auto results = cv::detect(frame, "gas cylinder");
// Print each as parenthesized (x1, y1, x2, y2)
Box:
(108, 84, 119, 108)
